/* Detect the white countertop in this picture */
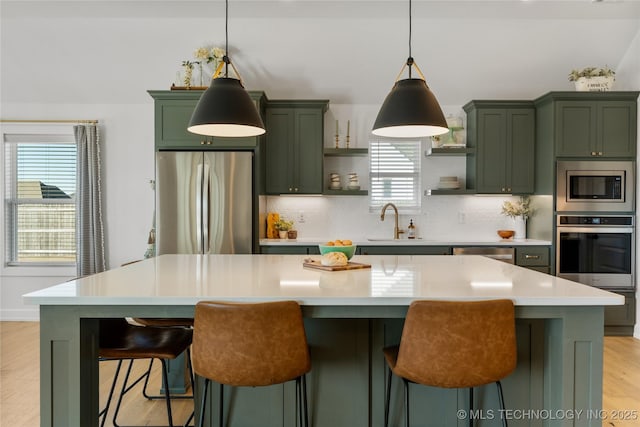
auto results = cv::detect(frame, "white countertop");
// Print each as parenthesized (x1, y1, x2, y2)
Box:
(24, 254, 622, 307)
(260, 238, 551, 246)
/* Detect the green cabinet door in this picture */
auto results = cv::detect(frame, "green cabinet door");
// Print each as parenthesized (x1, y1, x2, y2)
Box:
(598, 101, 637, 157)
(148, 90, 266, 150)
(264, 100, 328, 195)
(554, 101, 596, 157)
(464, 101, 535, 194)
(548, 93, 638, 158)
(475, 109, 508, 193)
(508, 109, 536, 194)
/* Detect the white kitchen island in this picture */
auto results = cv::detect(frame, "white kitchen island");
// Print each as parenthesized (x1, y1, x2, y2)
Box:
(25, 254, 623, 427)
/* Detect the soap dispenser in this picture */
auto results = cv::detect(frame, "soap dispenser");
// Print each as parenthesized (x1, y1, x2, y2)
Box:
(407, 219, 416, 239)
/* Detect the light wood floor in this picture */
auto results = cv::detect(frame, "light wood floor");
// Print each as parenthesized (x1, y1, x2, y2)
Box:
(1, 322, 639, 427)
(0, 321, 193, 427)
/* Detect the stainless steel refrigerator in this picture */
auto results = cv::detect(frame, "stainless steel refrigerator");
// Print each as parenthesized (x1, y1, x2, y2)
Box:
(156, 151, 253, 255)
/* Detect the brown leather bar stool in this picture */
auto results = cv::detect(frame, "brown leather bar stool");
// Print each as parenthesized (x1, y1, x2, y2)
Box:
(383, 299, 517, 427)
(98, 318, 195, 427)
(192, 300, 311, 427)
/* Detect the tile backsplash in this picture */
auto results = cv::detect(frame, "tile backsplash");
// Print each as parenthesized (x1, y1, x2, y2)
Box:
(265, 194, 533, 241)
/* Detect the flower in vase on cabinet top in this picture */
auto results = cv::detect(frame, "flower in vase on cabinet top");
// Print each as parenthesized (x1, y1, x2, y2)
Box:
(181, 60, 197, 88)
(501, 196, 533, 239)
(194, 46, 226, 86)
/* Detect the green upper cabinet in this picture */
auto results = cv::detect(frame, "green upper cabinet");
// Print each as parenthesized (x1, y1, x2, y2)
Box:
(148, 90, 267, 150)
(264, 100, 328, 195)
(534, 92, 638, 158)
(464, 101, 535, 194)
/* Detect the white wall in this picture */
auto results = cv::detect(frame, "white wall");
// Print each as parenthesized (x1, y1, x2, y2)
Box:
(616, 27, 640, 338)
(0, 104, 156, 319)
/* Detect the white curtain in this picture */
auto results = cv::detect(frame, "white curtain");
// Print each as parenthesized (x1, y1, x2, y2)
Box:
(74, 124, 106, 276)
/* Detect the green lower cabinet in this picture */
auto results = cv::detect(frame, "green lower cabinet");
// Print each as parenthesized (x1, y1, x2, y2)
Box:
(604, 291, 636, 336)
(148, 90, 266, 150)
(464, 101, 535, 194)
(515, 246, 550, 274)
(260, 245, 316, 254)
(358, 246, 451, 255)
(265, 100, 328, 195)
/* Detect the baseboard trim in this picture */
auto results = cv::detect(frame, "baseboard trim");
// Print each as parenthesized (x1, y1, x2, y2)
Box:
(0, 308, 39, 321)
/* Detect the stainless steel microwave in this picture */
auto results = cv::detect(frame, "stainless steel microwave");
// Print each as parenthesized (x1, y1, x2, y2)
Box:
(556, 160, 635, 212)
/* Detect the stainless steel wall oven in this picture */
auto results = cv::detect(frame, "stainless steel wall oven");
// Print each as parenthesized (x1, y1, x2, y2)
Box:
(556, 215, 634, 290)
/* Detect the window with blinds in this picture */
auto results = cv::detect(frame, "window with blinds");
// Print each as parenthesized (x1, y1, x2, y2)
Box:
(4, 132, 77, 266)
(369, 139, 422, 212)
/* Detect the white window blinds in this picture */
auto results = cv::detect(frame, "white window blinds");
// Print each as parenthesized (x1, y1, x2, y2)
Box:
(369, 139, 421, 211)
(4, 133, 77, 265)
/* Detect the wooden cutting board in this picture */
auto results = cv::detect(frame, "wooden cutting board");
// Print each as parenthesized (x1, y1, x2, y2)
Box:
(303, 260, 371, 271)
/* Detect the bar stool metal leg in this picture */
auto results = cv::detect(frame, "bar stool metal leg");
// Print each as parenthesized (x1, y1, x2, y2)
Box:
(403, 379, 410, 427)
(197, 379, 210, 427)
(219, 383, 224, 427)
(385, 367, 392, 427)
(496, 381, 507, 427)
(99, 360, 124, 427)
(302, 374, 309, 427)
(469, 387, 474, 427)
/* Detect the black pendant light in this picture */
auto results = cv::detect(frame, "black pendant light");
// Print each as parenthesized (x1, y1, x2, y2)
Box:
(372, 0, 448, 138)
(188, 0, 265, 138)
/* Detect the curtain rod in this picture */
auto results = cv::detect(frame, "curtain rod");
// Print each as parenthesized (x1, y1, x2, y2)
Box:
(0, 119, 99, 124)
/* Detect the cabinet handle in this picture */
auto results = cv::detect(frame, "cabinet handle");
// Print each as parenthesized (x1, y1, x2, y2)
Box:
(524, 255, 540, 259)
(295, 188, 299, 192)
(598, 152, 603, 156)
(501, 187, 506, 192)
(591, 151, 597, 156)
(289, 187, 293, 192)
(201, 141, 206, 145)
(507, 187, 511, 192)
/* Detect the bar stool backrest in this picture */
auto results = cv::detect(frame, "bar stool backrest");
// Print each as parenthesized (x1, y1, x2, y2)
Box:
(193, 300, 311, 387)
(394, 299, 517, 388)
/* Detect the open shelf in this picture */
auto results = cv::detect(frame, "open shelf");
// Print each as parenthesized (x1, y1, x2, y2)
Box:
(323, 189, 368, 196)
(426, 147, 475, 156)
(427, 189, 476, 196)
(324, 148, 368, 157)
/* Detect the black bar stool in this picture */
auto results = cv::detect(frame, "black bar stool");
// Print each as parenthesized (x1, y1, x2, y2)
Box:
(99, 318, 195, 427)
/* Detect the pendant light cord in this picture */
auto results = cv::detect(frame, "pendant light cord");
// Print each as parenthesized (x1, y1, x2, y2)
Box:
(408, 0, 412, 58)
(224, 0, 229, 78)
(407, 0, 413, 78)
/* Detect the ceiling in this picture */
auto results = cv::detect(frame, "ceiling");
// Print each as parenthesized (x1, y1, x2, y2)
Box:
(1, 0, 639, 106)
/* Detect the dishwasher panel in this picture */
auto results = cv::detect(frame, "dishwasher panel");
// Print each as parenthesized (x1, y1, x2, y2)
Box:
(452, 247, 515, 264)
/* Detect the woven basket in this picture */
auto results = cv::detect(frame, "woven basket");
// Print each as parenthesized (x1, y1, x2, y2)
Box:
(574, 76, 614, 92)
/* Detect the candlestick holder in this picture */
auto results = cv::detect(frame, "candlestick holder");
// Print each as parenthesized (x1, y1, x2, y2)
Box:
(335, 134, 340, 149)
(346, 135, 350, 149)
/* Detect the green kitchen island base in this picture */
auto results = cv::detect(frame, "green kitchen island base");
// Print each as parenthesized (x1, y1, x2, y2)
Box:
(38, 304, 604, 427)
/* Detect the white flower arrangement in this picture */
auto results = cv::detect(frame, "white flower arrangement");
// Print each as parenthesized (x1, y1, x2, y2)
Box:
(501, 196, 533, 220)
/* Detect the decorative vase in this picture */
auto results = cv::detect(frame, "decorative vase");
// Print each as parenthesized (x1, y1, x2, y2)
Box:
(278, 230, 288, 239)
(287, 230, 298, 239)
(513, 217, 526, 240)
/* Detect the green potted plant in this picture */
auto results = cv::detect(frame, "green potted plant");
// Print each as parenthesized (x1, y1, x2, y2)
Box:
(568, 66, 615, 92)
(274, 218, 294, 239)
